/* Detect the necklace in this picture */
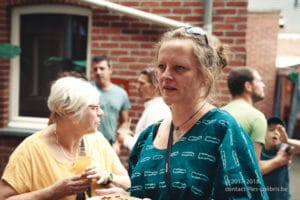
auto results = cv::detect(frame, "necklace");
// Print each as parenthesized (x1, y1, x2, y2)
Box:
(173, 101, 206, 136)
(53, 130, 76, 161)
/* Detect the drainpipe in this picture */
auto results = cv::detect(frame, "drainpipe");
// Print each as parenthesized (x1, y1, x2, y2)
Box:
(81, 0, 188, 28)
(203, 0, 213, 34)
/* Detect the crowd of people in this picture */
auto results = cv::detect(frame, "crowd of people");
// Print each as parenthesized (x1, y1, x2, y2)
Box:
(1, 26, 300, 200)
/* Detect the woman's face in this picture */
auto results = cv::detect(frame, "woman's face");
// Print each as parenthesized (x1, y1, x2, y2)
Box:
(137, 74, 157, 102)
(156, 39, 203, 106)
(79, 102, 103, 134)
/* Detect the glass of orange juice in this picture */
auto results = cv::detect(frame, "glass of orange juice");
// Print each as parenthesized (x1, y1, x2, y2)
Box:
(73, 146, 92, 174)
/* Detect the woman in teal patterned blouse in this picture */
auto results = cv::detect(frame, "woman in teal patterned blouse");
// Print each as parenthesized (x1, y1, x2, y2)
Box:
(96, 27, 269, 200)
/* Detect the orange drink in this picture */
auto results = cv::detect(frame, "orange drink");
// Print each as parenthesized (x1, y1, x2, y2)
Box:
(73, 155, 92, 174)
(73, 146, 92, 174)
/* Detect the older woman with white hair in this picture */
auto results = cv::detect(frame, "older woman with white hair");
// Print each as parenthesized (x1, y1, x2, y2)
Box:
(0, 76, 130, 200)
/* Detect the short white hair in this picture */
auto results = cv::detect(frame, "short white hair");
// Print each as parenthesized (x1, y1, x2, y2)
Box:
(48, 76, 100, 123)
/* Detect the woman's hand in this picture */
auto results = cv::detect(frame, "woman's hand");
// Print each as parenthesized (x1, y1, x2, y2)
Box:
(117, 128, 134, 143)
(52, 174, 91, 198)
(84, 165, 112, 185)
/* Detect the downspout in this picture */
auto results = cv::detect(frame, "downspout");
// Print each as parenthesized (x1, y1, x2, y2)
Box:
(204, 0, 213, 34)
(81, 0, 188, 28)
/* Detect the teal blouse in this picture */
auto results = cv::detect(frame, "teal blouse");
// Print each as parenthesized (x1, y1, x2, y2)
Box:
(128, 108, 269, 200)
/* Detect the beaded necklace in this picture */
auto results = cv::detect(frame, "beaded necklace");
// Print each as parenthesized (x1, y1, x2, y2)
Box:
(54, 130, 76, 161)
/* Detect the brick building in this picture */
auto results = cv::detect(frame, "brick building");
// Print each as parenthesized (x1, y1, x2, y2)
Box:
(0, 0, 280, 175)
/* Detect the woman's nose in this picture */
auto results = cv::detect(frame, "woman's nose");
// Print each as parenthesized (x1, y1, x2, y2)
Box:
(161, 67, 173, 80)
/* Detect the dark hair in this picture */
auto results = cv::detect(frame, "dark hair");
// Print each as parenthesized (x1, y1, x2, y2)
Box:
(227, 67, 255, 97)
(267, 116, 285, 127)
(92, 55, 112, 68)
(140, 67, 157, 86)
(140, 67, 160, 95)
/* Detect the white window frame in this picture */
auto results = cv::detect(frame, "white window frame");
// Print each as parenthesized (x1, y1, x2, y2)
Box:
(9, 4, 92, 129)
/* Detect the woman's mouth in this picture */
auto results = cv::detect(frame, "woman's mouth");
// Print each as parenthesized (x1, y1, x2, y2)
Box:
(163, 86, 176, 91)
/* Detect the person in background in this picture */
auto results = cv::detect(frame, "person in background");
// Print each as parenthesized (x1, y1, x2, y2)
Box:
(261, 116, 300, 200)
(117, 67, 171, 151)
(91, 55, 131, 154)
(0, 77, 130, 200)
(222, 67, 291, 175)
(95, 27, 268, 199)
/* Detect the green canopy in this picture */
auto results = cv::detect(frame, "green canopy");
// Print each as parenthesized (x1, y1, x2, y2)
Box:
(0, 43, 21, 59)
(72, 60, 86, 68)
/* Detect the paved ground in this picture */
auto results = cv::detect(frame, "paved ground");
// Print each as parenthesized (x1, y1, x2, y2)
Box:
(290, 154, 300, 200)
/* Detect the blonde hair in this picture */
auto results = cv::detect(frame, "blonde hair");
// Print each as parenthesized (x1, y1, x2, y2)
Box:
(155, 27, 229, 99)
(47, 76, 100, 123)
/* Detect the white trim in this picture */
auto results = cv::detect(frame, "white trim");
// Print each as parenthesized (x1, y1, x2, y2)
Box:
(278, 33, 300, 39)
(276, 56, 300, 68)
(9, 4, 91, 130)
(81, 0, 188, 28)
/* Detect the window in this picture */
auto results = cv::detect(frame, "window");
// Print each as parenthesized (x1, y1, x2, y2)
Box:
(9, 5, 91, 129)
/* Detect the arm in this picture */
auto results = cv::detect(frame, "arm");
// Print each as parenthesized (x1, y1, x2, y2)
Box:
(95, 134, 131, 190)
(0, 175, 90, 200)
(112, 109, 130, 154)
(86, 166, 130, 190)
(118, 109, 130, 129)
(253, 142, 291, 175)
(277, 124, 300, 154)
(288, 138, 300, 154)
(109, 144, 131, 189)
(117, 129, 135, 150)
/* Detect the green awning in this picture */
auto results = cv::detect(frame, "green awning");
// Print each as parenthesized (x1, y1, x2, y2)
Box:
(0, 43, 21, 59)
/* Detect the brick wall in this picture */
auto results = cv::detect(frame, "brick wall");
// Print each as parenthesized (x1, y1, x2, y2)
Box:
(213, 1, 248, 104)
(0, 1, 10, 127)
(0, 135, 25, 177)
(246, 10, 280, 117)
(1, 0, 270, 174)
(0, 0, 249, 126)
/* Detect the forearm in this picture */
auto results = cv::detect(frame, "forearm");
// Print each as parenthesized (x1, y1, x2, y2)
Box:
(110, 174, 131, 190)
(259, 158, 286, 175)
(4, 185, 61, 200)
(288, 139, 300, 153)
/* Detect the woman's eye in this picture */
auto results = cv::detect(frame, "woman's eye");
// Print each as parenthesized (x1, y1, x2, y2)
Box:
(174, 65, 185, 71)
(157, 64, 166, 71)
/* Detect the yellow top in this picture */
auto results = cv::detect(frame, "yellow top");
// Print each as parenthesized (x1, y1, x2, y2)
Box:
(2, 131, 125, 200)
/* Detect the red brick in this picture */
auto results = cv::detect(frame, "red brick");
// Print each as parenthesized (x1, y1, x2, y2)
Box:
(0, 0, 278, 169)
(161, 2, 181, 7)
